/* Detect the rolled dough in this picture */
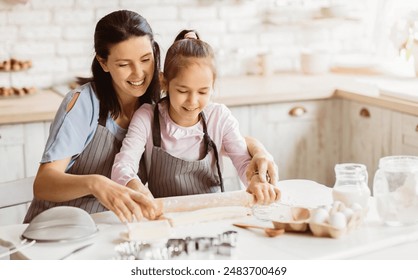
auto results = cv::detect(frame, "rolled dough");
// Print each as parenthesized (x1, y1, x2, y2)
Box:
(161, 206, 252, 227)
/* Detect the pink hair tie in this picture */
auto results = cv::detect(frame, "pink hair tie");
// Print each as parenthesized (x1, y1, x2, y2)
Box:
(184, 31, 197, 39)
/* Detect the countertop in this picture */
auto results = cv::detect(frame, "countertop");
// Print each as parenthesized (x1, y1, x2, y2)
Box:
(0, 89, 62, 125)
(1, 72, 418, 125)
(213, 72, 418, 116)
(1, 180, 418, 260)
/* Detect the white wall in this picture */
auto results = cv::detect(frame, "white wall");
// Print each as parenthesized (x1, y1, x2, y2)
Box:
(0, 0, 415, 89)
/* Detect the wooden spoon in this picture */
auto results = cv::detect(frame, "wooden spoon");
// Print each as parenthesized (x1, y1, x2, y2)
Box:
(233, 223, 285, 237)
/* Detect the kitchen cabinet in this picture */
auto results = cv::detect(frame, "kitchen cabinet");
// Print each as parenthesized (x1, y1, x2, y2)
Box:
(392, 111, 418, 156)
(0, 121, 50, 225)
(222, 98, 413, 192)
(0, 121, 50, 183)
(341, 100, 392, 189)
(248, 99, 340, 187)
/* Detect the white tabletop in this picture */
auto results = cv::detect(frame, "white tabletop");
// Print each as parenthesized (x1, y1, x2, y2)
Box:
(1, 180, 418, 260)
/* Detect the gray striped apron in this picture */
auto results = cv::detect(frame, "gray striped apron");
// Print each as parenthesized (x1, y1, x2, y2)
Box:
(23, 114, 121, 223)
(144, 102, 224, 198)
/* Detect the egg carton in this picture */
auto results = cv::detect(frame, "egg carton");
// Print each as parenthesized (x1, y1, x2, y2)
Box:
(271, 201, 366, 239)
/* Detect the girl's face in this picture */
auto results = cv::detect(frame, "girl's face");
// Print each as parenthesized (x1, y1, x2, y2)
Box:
(166, 61, 214, 127)
(97, 36, 154, 101)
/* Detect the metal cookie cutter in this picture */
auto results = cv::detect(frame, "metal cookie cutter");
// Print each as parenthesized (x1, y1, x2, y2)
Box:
(214, 230, 238, 256)
(114, 241, 169, 260)
(218, 230, 238, 247)
(195, 237, 217, 252)
(215, 243, 235, 256)
(166, 238, 187, 258)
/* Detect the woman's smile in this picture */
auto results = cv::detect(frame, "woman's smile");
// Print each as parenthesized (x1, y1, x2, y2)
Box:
(127, 79, 145, 87)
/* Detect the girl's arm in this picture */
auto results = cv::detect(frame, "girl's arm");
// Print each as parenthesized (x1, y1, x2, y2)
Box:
(244, 136, 279, 185)
(111, 106, 157, 218)
(111, 107, 151, 187)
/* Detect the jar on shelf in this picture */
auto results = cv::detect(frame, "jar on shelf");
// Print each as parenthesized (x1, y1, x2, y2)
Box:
(373, 155, 418, 226)
(332, 163, 370, 209)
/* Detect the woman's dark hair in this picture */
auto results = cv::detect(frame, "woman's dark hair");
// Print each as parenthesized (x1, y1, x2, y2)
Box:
(92, 10, 161, 120)
(163, 29, 216, 88)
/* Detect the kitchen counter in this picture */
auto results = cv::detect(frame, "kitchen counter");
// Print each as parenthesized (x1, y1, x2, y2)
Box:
(1, 180, 418, 260)
(1, 72, 418, 125)
(0, 89, 62, 125)
(214, 72, 418, 116)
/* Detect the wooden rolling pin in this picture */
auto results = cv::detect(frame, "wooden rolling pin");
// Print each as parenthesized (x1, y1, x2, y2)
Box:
(155, 190, 255, 215)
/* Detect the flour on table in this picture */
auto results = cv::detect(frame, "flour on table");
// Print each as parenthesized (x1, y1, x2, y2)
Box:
(162, 206, 251, 227)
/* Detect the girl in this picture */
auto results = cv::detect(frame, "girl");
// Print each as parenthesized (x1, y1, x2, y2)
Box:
(111, 30, 280, 209)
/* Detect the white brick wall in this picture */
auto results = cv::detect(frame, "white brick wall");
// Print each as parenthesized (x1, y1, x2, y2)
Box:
(0, 0, 413, 88)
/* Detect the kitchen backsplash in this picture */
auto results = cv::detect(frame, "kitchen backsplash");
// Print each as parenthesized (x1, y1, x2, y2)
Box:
(0, 0, 415, 88)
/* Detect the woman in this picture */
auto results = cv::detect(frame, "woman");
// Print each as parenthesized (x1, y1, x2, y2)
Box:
(23, 10, 277, 224)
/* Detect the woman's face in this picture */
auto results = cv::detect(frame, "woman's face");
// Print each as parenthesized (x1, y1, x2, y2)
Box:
(97, 36, 155, 100)
(166, 60, 213, 127)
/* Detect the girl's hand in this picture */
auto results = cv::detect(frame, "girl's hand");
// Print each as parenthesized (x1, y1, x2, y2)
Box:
(246, 152, 279, 185)
(246, 175, 281, 205)
(90, 175, 158, 223)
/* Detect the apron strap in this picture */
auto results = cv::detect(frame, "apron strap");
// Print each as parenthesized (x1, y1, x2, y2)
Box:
(152, 102, 162, 147)
(200, 112, 224, 192)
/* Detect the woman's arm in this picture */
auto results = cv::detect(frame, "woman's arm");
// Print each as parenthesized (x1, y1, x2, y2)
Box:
(34, 159, 157, 222)
(244, 136, 279, 185)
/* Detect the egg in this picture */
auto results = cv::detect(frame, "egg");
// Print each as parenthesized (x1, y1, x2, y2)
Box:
(310, 207, 329, 224)
(329, 212, 347, 229)
(351, 203, 363, 212)
(321, 205, 332, 212)
(331, 200, 345, 213)
(341, 207, 354, 221)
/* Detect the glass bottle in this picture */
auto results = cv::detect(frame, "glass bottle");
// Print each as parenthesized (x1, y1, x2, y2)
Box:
(373, 156, 418, 226)
(332, 163, 370, 209)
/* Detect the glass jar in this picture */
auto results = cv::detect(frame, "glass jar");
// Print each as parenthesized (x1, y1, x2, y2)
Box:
(373, 156, 418, 226)
(332, 163, 370, 209)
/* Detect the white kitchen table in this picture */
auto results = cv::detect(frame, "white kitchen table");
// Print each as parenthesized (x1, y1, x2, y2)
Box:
(1, 180, 418, 260)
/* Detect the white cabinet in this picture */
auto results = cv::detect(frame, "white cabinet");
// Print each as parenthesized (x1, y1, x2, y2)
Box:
(341, 100, 392, 189)
(212, 97, 418, 195)
(0, 121, 50, 183)
(0, 121, 50, 225)
(249, 99, 340, 187)
(392, 111, 418, 155)
(229, 105, 251, 136)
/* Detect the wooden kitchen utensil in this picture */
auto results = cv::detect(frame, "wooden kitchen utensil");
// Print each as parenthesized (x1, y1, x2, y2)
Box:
(233, 223, 285, 237)
(155, 190, 255, 215)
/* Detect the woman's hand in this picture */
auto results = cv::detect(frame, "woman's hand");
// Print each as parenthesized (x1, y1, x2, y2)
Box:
(90, 175, 159, 223)
(126, 178, 160, 220)
(246, 175, 281, 205)
(33, 160, 158, 223)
